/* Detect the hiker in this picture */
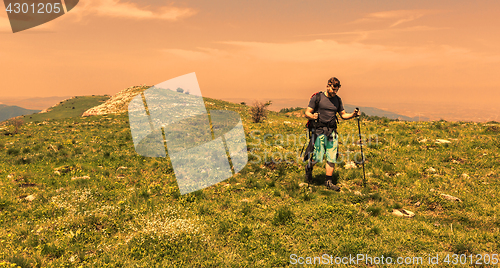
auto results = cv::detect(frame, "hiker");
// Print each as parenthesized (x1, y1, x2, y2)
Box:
(304, 77, 360, 191)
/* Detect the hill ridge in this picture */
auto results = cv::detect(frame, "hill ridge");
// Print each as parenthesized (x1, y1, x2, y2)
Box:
(82, 85, 151, 117)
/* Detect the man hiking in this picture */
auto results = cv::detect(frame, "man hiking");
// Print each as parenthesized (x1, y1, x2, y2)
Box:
(304, 77, 360, 191)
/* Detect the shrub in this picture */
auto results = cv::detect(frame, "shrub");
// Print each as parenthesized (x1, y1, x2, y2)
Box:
(273, 206, 294, 225)
(249, 101, 271, 123)
(0, 199, 11, 211)
(485, 125, 500, 133)
(366, 205, 382, 216)
(7, 147, 20, 155)
(9, 118, 24, 134)
(279, 107, 303, 113)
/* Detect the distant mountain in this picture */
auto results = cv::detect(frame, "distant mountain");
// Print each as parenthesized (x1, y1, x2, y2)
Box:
(282, 104, 428, 121)
(0, 104, 41, 122)
(342, 104, 429, 121)
(224, 98, 429, 121)
(0, 96, 73, 110)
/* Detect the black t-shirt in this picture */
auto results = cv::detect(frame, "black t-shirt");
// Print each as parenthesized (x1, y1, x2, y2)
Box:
(308, 92, 344, 123)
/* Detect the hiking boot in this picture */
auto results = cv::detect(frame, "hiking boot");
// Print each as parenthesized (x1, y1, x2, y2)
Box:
(325, 180, 340, 192)
(305, 165, 313, 183)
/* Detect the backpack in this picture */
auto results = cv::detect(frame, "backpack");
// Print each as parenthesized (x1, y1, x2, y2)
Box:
(301, 92, 340, 162)
(305, 92, 322, 131)
(305, 91, 340, 131)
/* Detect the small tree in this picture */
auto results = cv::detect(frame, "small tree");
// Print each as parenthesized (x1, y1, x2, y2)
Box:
(250, 101, 272, 123)
(176, 87, 184, 93)
(7, 118, 23, 135)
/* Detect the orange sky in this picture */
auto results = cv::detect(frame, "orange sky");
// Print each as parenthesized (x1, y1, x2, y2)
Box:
(1, 0, 500, 119)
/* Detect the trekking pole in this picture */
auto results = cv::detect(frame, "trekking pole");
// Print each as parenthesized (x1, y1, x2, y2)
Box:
(355, 108, 367, 187)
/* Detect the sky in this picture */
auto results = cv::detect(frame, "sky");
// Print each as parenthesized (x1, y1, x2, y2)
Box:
(1, 0, 500, 121)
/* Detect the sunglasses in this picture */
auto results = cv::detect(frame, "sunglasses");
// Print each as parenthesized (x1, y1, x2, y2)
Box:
(329, 84, 341, 89)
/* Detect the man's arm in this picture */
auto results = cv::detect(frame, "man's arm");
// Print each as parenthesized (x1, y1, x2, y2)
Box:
(305, 107, 318, 120)
(339, 109, 360, 120)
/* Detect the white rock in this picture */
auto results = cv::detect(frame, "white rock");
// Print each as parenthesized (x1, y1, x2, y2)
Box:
(344, 161, 357, 169)
(435, 139, 451, 144)
(354, 191, 364, 196)
(71, 176, 90, 180)
(461, 173, 470, 179)
(25, 194, 36, 202)
(392, 209, 415, 218)
(426, 167, 436, 173)
(441, 193, 462, 202)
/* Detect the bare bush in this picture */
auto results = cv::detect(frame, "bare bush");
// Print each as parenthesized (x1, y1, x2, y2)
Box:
(8, 118, 24, 134)
(250, 101, 271, 123)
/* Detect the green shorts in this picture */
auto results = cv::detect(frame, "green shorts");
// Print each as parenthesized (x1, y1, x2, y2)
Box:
(313, 134, 339, 164)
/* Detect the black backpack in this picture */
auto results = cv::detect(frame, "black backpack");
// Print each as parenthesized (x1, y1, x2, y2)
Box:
(305, 92, 339, 131)
(301, 92, 339, 161)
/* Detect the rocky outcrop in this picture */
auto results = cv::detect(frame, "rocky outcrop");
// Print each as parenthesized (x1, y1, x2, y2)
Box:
(82, 85, 151, 117)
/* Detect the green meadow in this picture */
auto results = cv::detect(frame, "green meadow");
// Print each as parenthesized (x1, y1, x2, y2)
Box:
(21, 96, 110, 124)
(0, 97, 499, 267)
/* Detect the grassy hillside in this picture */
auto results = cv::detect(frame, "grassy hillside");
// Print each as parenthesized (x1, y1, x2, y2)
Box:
(19, 96, 110, 123)
(0, 98, 499, 267)
(0, 105, 40, 122)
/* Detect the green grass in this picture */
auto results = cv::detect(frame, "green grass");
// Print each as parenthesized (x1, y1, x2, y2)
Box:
(19, 95, 110, 123)
(0, 97, 499, 267)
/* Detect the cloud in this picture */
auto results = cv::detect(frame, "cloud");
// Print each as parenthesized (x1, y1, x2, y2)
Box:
(298, 25, 450, 38)
(162, 47, 232, 61)
(350, 9, 441, 27)
(77, 0, 196, 21)
(163, 39, 500, 70)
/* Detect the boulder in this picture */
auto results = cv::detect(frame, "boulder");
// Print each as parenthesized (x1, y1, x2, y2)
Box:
(392, 209, 415, 218)
(440, 193, 462, 202)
